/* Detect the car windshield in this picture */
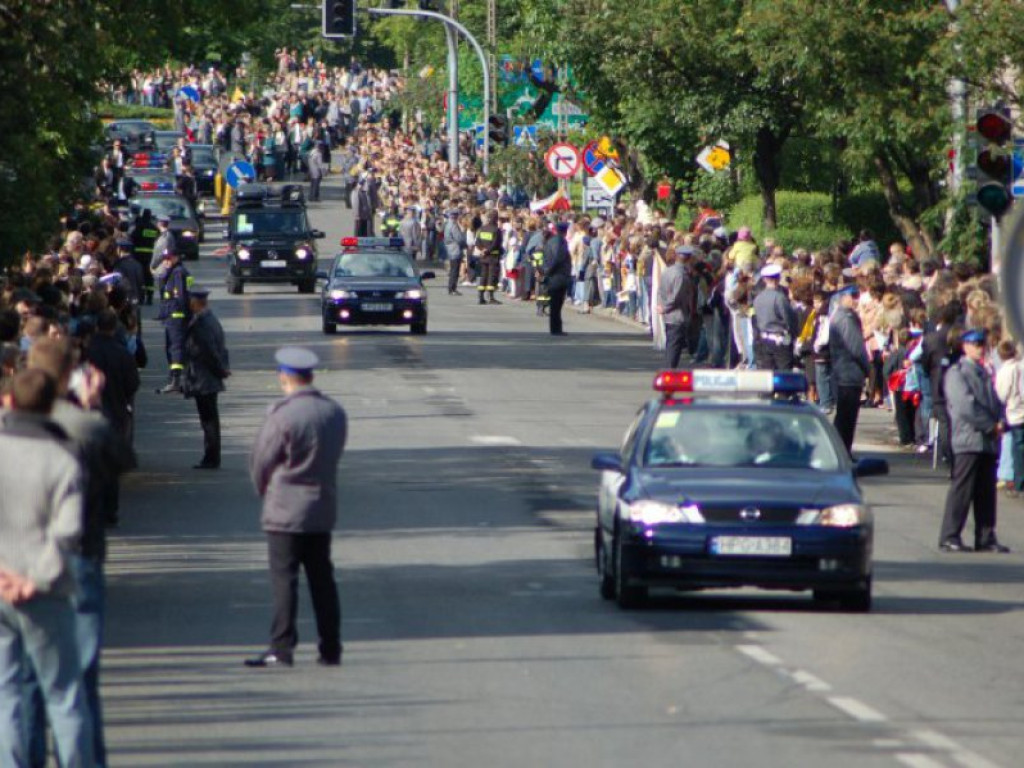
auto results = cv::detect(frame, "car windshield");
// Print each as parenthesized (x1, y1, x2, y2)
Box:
(154, 133, 182, 150)
(132, 198, 191, 219)
(643, 407, 840, 471)
(108, 122, 153, 137)
(190, 147, 216, 164)
(333, 252, 415, 278)
(234, 210, 306, 236)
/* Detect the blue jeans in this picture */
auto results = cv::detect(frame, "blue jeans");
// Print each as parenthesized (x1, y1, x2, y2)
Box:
(27, 556, 106, 767)
(815, 361, 835, 409)
(0, 595, 94, 768)
(998, 432, 1014, 483)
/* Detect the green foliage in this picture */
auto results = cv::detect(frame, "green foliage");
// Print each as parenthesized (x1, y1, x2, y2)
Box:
(728, 192, 851, 251)
(97, 104, 175, 121)
(835, 193, 902, 249)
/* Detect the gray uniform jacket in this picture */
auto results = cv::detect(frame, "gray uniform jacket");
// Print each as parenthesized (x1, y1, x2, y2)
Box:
(307, 147, 325, 180)
(828, 306, 870, 387)
(443, 219, 466, 259)
(658, 262, 695, 326)
(752, 287, 796, 340)
(398, 216, 422, 255)
(945, 357, 1002, 455)
(249, 386, 348, 533)
(151, 229, 176, 270)
(0, 413, 83, 596)
(184, 309, 230, 397)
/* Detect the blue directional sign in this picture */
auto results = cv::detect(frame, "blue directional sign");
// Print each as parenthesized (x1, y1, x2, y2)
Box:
(513, 125, 538, 148)
(179, 85, 201, 103)
(1013, 138, 1024, 198)
(474, 124, 485, 150)
(225, 160, 256, 190)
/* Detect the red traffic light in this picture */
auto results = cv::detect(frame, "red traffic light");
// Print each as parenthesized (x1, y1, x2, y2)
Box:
(977, 111, 1012, 144)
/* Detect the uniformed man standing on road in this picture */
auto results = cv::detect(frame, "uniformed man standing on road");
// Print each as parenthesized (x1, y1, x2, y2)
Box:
(752, 263, 797, 370)
(828, 283, 871, 455)
(475, 210, 503, 305)
(130, 209, 159, 304)
(938, 328, 1011, 553)
(541, 220, 572, 335)
(246, 347, 347, 668)
(150, 214, 177, 294)
(155, 249, 191, 394)
(183, 287, 230, 469)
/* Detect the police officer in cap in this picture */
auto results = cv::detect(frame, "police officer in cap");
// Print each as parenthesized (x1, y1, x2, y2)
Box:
(541, 220, 572, 335)
(828, 283, 870, 454)
(246, 347, 347, 668)
(184, 286, 230, 469)
(155, 248, 191, 394)
(474, 210, 503, 305)
(938, 328, 1011, 553)
(151, 214, 177, 283)
(112, 239, 145, 308)
(752, 263, 797, 370)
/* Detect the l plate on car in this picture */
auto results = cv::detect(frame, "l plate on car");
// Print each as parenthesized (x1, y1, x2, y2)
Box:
(361, 302, 393, 312)
(710, 536, 792, 557)
(261, 259, 287, 268)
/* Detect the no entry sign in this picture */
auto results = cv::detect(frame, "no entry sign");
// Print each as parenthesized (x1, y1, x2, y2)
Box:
(545, 142, 582, 178)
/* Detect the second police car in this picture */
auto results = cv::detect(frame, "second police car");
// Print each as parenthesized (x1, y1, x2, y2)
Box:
(317, 237, 434, 335)
(592, 370, 888, 612)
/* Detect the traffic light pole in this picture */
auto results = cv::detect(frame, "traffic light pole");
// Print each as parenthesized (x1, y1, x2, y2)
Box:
(444, 22, 459, 172)
(366, 6, 490, 176)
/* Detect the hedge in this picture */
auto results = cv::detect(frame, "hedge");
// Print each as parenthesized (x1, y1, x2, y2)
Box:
(727, 191, 850, 251)
(96, 103, 175, 121)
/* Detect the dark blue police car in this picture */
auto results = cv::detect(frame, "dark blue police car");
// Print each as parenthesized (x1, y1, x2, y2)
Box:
(592, 370, 888, 612)
(318, 237, 434, 335)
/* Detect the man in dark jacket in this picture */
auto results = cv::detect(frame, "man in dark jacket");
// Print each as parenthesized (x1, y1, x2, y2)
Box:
(658, 246, 697, 368)
(540, 220, 572, 336)
(184, 288, 230, 469)
(920, 301, 961, 468)
(828, 284, 871, 454)
(86, 309, 140, 444)
(246, 347, 347, 668)
(112, 239, 145, 308)
(938, 328, 1010, 553)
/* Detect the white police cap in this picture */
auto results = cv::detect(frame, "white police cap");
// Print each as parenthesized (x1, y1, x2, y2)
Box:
(275, 346, 319, 375)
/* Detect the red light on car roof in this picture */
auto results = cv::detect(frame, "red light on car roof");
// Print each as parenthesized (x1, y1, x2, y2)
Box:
(654, 370, 692, 393)
(340, 237, 359, 247)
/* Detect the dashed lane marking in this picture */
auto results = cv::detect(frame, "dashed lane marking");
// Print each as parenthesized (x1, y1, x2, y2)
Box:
(735, 644, 781, 666)
(790, 668, 831, 692)
(827, 696, 889, 723)
(470, 435, 522, 446)
(896, 755, 948, 768)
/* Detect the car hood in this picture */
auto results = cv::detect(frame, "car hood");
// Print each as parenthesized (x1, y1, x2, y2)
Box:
(634, 468, 859, 509)
(233, 237, 307, 247)
(332, 277, 420, 289)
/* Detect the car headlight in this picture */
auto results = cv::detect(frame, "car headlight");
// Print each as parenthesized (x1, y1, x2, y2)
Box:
(329, 289, 354, 300)
(395, 288, 425, 300)
(295, 247, 310, 259)
(204, 170, 215, 176)
(237, 247, 251, 260)
(798, 504, 871, 527)
(181, 229, 196, 239)
(622, 500, 705, 526)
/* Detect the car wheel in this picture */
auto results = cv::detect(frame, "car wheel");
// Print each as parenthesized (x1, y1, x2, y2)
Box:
(298, 279, 316, 294)
(410, 321, 427, 335)
(322, 317, 337, 335)
(596, 527, 614, 601)
(614, 532, 647, 609)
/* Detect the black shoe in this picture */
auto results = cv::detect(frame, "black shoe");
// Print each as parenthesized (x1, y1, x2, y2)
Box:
(244, 651, 293, 668)
(488, 297, 502, 305)
(316, 655, 342, 667)
(193, 461, 220, 470)
(976, 541, 1011, 553)
(551, 331, 568, 336)
(478, 298, 487, 305)
(939, 539, 973, 553)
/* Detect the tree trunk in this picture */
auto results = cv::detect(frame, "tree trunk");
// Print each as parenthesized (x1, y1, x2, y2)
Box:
(874, 153, 934, 259)
(753, 126, 782, 230)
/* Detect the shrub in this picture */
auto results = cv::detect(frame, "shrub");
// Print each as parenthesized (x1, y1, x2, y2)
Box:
(727, 192, 850, 251)
(96, 103, 175, 121)
(836, 191, 901, 248)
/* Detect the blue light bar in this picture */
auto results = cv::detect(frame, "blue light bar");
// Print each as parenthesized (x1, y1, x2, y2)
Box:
(772, 372, 808, 394)
(654, 369, 808, 396)
(339, 236, 405, 249)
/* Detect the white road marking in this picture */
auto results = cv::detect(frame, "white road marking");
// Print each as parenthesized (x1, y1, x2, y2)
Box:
(874, 739, 907, 748)
(827, 696, 888, 723)
(915, 730, 1004, 768)
(735, 644, 782, 666)
(950, 752, 1004, 768)
(896, 754, 948, 768)
(470, 435, 522, 446)
(791, 669, 832, 692)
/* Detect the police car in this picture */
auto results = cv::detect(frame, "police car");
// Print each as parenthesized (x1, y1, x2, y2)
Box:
(592, 370, 887, 612)
(188, 144, 219, 195)
(226, 184, 324, 295)
(317, 237, 435, 335)
(129, 186, 204, 260)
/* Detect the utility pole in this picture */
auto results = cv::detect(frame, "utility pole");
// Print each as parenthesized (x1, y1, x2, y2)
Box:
(487, 0, 497, 114)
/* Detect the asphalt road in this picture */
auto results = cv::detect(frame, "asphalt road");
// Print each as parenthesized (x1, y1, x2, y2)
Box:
(103, 177, 1024, 767)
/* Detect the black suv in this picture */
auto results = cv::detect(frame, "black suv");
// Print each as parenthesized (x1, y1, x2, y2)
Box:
(226, 184, 325, 295)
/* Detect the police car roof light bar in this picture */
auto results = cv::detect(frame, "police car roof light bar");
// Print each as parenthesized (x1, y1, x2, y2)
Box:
(340, 236, 406, 249)
(653, 369, 807, 396)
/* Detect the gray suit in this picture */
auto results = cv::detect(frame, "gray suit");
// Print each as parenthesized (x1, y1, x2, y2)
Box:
(658, 261, 695, 368)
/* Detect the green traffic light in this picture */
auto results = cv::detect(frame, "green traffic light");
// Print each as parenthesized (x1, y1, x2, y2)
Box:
(977, 181, 1013, 217)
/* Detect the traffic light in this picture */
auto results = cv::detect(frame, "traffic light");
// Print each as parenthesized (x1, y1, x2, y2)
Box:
(322, 0, 356, 38)
(488, 115, 509, 150)
(972, 106, 1013, 218)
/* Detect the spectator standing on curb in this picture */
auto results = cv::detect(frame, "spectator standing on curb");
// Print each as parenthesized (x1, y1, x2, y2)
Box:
(246, 347, 347, 669)
(995, 339, 1024, 498)
(0, 369, 93, 767)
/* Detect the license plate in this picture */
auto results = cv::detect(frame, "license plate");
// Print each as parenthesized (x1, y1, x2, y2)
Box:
(260, 259, 287, 268)
(710, 536, 792, 557)
(361, 302, 393, 312)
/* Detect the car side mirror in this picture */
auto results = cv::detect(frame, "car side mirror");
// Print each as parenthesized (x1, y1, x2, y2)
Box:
(315, 270, 329, 281)
(853, 457, 889, 478)
(420, 271, 436, 281)
(311, 229, 325, 239)
(591, 452, 624, 473)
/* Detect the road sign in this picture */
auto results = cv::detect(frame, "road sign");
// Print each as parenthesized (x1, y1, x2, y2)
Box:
(513, 125, 538, 148)
(545, 142, 581, 178)
(583, 175, 614, 213)
(593, 165, 626, 196)
(696, 141, 731, 173)
(179, 85, 201, 103)
(225, 160, 256, 190)
(582, 140, 605, 176)
(473, 124, 485, 150)
(1013, 138, 1024, 198)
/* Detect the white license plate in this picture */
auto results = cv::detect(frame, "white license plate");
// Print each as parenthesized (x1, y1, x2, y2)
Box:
(260, 259, 287, 268)
(710, 536, 792, 557)
(362, 302, 393, 312)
